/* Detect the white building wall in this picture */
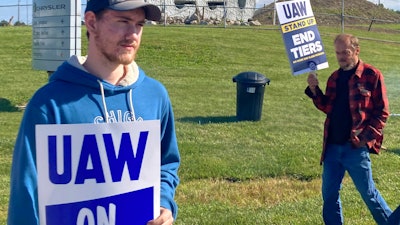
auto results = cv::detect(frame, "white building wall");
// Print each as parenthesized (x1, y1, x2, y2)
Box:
(148, 0, 257, 21)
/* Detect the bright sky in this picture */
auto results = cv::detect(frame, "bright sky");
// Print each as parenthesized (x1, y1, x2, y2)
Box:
(0, 0, 398, 24)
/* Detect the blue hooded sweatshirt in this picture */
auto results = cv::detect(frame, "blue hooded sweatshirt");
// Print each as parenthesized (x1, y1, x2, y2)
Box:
(7, 56, 180, 225)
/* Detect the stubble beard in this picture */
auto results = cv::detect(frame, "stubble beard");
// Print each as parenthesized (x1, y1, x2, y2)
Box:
(339, 58, 357, 71)
(95, 34, 137, 66)
(340, 62, 353, 71)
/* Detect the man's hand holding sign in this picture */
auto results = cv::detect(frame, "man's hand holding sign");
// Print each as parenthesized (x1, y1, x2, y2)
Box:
(307, 72, 319, 96)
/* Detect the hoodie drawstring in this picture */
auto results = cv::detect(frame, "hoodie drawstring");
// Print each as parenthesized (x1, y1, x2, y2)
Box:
(128, 89, 136, 122)
(98, 80, 110, 123)
(97, 80, 136, 123)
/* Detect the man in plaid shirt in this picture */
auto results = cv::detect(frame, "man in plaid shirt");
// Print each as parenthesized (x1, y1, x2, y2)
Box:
(305, 33, 392, 225)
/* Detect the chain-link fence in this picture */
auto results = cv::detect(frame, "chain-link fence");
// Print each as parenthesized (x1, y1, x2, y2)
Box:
(0, 3, 32, 25)
(1, 1, 399, 33)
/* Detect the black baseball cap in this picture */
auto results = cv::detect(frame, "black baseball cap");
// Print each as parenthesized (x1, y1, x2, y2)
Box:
(85, 0, 161, 21)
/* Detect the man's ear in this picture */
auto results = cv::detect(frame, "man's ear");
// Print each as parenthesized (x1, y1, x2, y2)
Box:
(84, 11, 97, 34)
(355, 47, 360, 56)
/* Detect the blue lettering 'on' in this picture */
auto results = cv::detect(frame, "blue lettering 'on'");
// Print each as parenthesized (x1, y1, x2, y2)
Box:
(48, 135, 72, 184)
(283, 1, 307, 19)
(75, 134, 106, 184)
(103, 131, 149, 182)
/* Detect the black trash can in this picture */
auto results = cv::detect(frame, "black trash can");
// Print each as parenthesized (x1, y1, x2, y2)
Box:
(232, 71, 270, 121)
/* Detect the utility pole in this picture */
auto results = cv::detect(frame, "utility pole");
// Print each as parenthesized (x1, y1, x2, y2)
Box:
(341, 0, 344, 33)
(26, 0, 29, 24)
(273, 0, 276, 25)
(18, 0, 21, 22)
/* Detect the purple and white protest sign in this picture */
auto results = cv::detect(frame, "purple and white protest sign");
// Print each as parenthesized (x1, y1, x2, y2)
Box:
(276, 0, 329, 75)
(36, 121, 160, 225)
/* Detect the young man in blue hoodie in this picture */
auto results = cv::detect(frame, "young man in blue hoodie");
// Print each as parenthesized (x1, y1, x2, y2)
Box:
(7, 0, 180, 224)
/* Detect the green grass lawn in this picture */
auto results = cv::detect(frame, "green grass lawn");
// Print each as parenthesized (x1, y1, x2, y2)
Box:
(0, 24, 399, 224)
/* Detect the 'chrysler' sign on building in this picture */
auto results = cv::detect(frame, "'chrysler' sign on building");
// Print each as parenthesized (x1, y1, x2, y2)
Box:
(32, 0, 81, 72)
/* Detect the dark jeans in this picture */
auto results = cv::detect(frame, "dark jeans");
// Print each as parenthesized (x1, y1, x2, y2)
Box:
(388, 205, 400, 225)
(322, 143, 392, 225)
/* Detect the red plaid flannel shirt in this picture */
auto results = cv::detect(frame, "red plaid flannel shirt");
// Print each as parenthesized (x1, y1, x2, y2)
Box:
(305, 60, 389, 164)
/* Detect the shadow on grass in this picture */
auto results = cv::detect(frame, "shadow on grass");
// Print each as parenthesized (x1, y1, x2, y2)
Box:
(223, 174, 318, 183)
(0, 98, 19, 112)
(387, 149, 400, 156)
(178, 115, 238, 124)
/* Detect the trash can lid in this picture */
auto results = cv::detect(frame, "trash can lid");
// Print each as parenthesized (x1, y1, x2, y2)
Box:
(232, 71, 270, 85)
